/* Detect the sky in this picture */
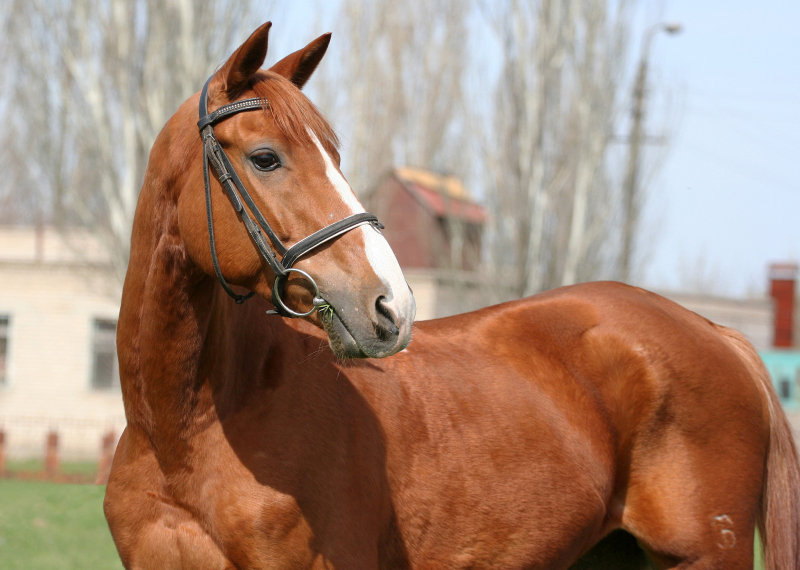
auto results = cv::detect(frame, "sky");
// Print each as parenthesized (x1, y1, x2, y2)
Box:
(639, 1, 800, 297)
(268, 1, 800, 300)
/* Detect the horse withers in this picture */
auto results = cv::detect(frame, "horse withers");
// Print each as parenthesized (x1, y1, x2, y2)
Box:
(104, 22, 800, 569)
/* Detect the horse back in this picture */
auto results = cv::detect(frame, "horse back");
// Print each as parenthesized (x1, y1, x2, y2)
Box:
(414, 281, 771, 454)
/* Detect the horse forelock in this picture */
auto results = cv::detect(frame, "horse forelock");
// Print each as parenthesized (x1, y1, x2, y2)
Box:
(251, 72, 339, 154)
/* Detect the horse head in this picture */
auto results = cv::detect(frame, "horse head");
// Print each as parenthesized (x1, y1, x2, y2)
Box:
(174, 22, 415, 358)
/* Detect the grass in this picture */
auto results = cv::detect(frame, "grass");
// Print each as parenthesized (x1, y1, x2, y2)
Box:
(0, 478, 770, 569)
(5, 459, 99, 480)
(316, 301, 335, 325)
(755, 532, 765, 570)
(0, 480, 122, 569)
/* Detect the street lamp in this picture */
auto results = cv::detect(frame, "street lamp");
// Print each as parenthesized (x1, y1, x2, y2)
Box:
(620, 22, 682, 283)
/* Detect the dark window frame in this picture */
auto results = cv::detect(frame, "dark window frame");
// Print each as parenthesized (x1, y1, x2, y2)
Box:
(91, 318, 119, 390)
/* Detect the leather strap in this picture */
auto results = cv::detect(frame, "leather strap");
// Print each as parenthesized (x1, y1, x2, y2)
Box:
(198, 98, 265, 130)
(197, 74, 384, 316)
(282, 213, 382, 269)
(202, 140, 255, 304)
(197, 78, 265, 129)
(201, 126, 287, 278)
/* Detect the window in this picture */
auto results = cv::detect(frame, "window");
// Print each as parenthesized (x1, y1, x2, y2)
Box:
(0, 316, 8, 386)
(779, 377, 792, 401)
(91, 318, 119, 389)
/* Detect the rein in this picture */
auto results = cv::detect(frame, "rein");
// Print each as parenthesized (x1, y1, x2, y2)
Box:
(197, 75, 382, 317)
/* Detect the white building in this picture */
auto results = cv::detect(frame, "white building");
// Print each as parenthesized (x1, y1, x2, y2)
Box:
(0, 226, 125, 460)
(657, 290, 773, 352)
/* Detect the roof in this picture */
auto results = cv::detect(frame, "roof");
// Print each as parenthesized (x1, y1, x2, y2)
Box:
(394, 167, 486, 224)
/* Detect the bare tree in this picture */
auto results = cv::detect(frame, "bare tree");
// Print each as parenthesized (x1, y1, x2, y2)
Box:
(0, 0, 666, 301)
(481, 0, 633, 298)
(1, 0, 271, 278)
(482, 0, 568, 297)
(558, 1, 632, 286)
(315, 0, 475, 199)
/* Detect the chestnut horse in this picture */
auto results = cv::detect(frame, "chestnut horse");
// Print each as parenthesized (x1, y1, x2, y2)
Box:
(105, 22, 800, 569)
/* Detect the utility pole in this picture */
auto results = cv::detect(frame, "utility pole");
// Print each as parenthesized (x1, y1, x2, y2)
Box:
(620, 22, 681, 283)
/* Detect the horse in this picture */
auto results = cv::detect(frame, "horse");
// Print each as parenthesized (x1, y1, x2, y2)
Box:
(104, 21, 800, 569)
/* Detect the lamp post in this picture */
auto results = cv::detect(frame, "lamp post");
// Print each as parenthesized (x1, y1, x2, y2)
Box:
(620, 22, 682, 283)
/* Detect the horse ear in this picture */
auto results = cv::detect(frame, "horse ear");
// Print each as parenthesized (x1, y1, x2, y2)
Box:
(221, 21, 272, 99)
(269, 33, 331, 89)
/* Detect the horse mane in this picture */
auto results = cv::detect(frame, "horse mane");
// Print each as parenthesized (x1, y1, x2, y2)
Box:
(251, 71, 340, 154)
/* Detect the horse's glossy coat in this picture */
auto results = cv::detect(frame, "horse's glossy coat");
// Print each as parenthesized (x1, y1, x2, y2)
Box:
(105, 22, 800, 569)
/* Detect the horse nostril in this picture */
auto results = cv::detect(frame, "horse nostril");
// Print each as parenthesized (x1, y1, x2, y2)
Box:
(374, 295, 400, 341)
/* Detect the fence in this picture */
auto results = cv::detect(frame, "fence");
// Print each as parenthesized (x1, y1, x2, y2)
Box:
(0, 415, 124, 483)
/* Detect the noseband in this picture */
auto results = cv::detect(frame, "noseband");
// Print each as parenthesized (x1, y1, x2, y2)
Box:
(197, 76, 381, 317)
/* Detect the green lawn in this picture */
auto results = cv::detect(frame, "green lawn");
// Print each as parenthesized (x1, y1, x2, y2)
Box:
(0, 480, 122, 569)
(754, 532, 765, 570)
(4, 459, 99, 481)
(0, 479, 768, 569)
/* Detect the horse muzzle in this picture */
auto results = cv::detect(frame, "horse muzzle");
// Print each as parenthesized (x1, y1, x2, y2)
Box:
(320, 287, 415, 359)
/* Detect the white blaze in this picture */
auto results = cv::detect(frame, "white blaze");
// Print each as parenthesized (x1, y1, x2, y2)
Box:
(310, 132, 413, 313)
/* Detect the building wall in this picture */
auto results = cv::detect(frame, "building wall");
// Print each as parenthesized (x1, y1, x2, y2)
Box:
(371, 176, 431, 268)
(657, 291, 774, 352)
(759, 350, 800, 411)
(371, 173, 480, 271)
(404, 269, 495, 321)
(0, 228, 125, 460)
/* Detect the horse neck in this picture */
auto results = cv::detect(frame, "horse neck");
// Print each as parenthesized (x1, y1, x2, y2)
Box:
(117, 169, 278, 457)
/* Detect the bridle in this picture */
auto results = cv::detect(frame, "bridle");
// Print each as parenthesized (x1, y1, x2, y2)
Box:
(197, 75, 382, 317)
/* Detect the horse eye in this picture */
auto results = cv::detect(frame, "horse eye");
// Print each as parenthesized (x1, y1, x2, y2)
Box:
(251, 151, 281, 172)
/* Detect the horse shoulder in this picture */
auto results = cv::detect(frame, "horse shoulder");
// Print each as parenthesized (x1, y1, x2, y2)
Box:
(104, 428, 236, 569)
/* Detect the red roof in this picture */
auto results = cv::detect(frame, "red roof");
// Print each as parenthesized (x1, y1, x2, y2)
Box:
(404, 181, 487, 224)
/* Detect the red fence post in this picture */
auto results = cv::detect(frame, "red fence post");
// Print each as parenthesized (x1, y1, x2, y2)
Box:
(45, 430, 59, 479)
